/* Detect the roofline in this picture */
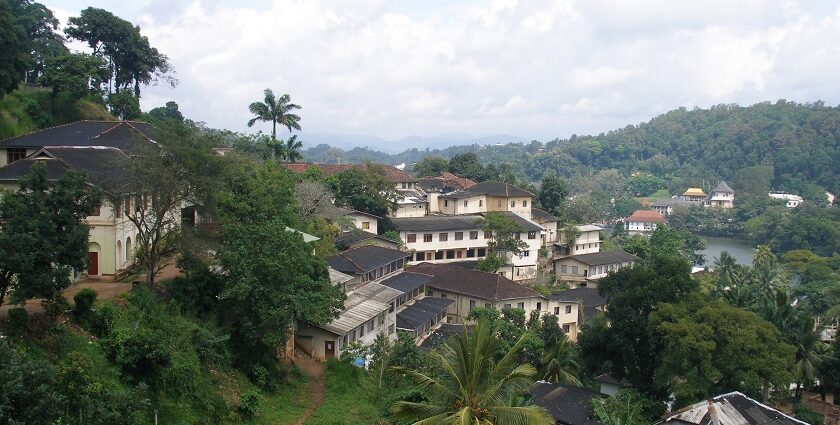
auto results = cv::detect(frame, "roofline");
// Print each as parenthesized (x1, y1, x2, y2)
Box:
(658, 391, 809, 425)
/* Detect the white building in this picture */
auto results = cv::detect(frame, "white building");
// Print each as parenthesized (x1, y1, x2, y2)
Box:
(553, 251, 639, 284)
(707, 181, 735, 208)
(623, 210, 666, 235)
(769, 192, 804, 208)
(338, 207, 380, 234)
(555, 224, 602, 256)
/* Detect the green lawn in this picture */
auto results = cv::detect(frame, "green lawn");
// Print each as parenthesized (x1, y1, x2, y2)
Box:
(306, 360, 383, 425)
(252, 374, 310, 425)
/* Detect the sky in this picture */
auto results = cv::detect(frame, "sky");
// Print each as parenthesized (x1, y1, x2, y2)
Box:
(44, 0, 840, 145)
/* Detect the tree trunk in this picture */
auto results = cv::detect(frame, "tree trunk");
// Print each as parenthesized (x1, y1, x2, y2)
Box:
(795, 381, 802, 399)
(146, 267, 155, 287)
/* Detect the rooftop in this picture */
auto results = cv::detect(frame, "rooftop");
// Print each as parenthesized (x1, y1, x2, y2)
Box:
(0, 146, 130, 188)
(334, 231, 396, 250)
(326, 246, 410, 275)
(577, 224, 603, 232)
(555, 250, 639, 267)
(419, 323, 474, 350)
(336, 206, 381, 219)
(529, 382, 607, 425)
(655, 391, 806, 425)
(625, 209, 666, 223)
(391, 215, 482, 232)
(0, 120, 157, 151)
(531, 208, 560, 223)
(683, 187, 707, 197)
(396, 297, 453, 330)
(710, 181, 735, 194)
(380, 271, 434, 293)
(321, 282, 402, 335)
(650, 198, 702, 207)
(328, 268, 355, 285)
(282, 162, 417, 183)
(408, 262, 542, 301)
(440, 181, 534, 199)
(417, 172, 476, 193)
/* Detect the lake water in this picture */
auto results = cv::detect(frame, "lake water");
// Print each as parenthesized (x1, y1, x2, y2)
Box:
(699, 236, 756, 266)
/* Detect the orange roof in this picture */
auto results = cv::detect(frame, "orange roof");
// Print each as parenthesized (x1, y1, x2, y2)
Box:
(281, 162, 416, 183)
(682, 188, 706, 197)
(625, 210, 666, 223)
(439, 171, 476, 189)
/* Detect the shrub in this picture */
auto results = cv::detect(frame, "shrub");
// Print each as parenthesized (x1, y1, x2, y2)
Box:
(249, 364, 279, 391)
(795, 403, 824, 425)
(88, 302, 119, 338)
(192, 326, 230, 366)
(0, 339, 65, 423)
(4, 307, 28, 337)
(238, 390, 261, 419)
(41, 293, 70, 321)
(73, 288, 98, 320)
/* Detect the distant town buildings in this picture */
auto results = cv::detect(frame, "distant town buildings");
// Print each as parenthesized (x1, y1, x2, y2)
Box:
(624, 209, 666, 234)
(769, 192, 804, 208)
(651, 181, 736, 216)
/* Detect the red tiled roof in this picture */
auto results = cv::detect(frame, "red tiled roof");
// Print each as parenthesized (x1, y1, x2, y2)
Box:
(281, 163, 416, 183)
(625, 210, 666, 223)
(439, 171, 476, 189)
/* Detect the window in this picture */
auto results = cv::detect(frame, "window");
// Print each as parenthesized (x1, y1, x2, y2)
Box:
(378, 313, 385, 326)
(466, 249, 475, 257)
(343, 335, 348, 347)
(469, 300, 476, 310)
(444, 200, 449, 207)
(439, 233, 448, 242)
(570, 266, 578, 275)
(424, 234, 433, 242)
(554, 306, 560, 315)
(523, 200, 528, 207)
(510, 200, 516, 207)
(560, 265, 568, 273)
(497, 200, 502, 208)
(479, 200, 483, 207)
(477, 248, 486, 257)
(528, 231, 536, 239)
(407, 234, 416, 243)
(350, 330, 356, 342)
(463, 200, 468, 207)
(362, 221, 370, 229)
(517, 302, 525, 309)
(484, 231, 492, 239)
(454, 232, 463, 240)
(90, 206, 101, 217)
(504, 304, 512, 309)
(446, 250, 455, 259)
(6, 148, 26, 164)
(368, 320, 374, 332)
(434, 251, 444, 260)
(441, 293, 447, 299)
(456, 250, 463, 258)
(536, 302, 541, 311)
(521, 250, 530, 257)
(485, 303, 492, 309)
(565, 305, 572, 314)
(359, 325, 365, 337)
(470, 231, 478, 240)
(563, 324, 571, 333)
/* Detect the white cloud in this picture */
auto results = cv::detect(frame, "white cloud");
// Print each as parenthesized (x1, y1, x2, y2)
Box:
(42, 0, 840, 143)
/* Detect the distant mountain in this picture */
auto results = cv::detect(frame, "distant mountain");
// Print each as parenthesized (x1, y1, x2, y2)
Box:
(301, 132, 528, 153)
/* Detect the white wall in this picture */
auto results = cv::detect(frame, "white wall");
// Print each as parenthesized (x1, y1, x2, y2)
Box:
(348, 213, 378, 234)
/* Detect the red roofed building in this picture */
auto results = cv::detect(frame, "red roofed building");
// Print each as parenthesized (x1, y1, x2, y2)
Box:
(624, 210, 666, 235)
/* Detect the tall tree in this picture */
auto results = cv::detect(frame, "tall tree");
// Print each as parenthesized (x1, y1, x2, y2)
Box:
(538, 176, 568, 215)
(38, 52, 108, 100)
(0, 163, 101, 305)
(246, 88, 301, 159)
(281, 134, 303, 162)
(390, 318, 554, 424)
(541, 337, 581, 385)
(413, 156, 449, 177)
(327, 165, 400, 218)
(0, 0, 64, 96)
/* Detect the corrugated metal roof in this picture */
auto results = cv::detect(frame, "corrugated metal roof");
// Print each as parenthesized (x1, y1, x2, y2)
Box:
(320, 283, 401, 335)
(328, 268, 354, 285)
(657, 392, 807, 425)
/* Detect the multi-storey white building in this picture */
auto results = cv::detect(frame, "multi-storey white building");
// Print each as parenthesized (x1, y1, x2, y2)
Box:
(623, 210, 666, 235)
(555, 224, 602, 256)
(707, 181, 735, 208)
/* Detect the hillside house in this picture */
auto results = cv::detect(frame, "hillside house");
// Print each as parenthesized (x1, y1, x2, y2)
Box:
(555, 224, 602, 256)
(549, 287, 607, 325)
(650, 198, 701, 216)
(531, 208, 560, 246)
(655, 391, 807, 425)
(553, 251, 639, 284)
(707, 181, 735, 208)
(335, 231, 400, 251)
(769, 192, 804, 208)
(326, 245, 410, 291)
(337, 207, 380, 234)
(624, 210, 666, 235)
(436, 181, 534, 216)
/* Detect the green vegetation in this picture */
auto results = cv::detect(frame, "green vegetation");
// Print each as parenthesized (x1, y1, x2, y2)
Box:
(0, 86, 113, 139)
(306, 360, 382, 425)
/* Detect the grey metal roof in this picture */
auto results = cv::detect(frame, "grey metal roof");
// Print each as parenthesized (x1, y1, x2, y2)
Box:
(555, 250, 639, 267)
(576, 224, 602, 232)
(650, 198, 701, 208)
(711, 181, 735, 194)
(409, 262, 543, 301)
(391, 215, 482, 232)
(656, 392, 806, 425)
(328, 268, 354, 285)
(0, 146, 130, 187)
(0, 121, 156, 151)
(530, 382, 607, 425)
(440, 181, 534, 199)
(326, 245, 410, 275)
(396, 297, 453, 330)
(380, 271, 433, 293)
(550, 287, 607, 322)
(320, 282, 401, 335)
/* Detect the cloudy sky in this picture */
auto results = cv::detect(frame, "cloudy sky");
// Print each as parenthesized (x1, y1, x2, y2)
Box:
(45, 0, 840, 145)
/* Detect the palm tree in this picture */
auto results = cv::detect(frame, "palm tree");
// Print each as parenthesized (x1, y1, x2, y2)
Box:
(281, 135, 303, 163)
(390, 319, 554, 425)
(792, 315, 825, 399)
(541, 338, 582, 385)
(246, 89, 301, 159)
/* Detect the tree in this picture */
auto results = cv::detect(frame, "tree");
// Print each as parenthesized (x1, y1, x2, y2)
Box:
(293, 181, 342, 222)
(219, 220, 345, 369)
(109, 122, 223, 286)
(626, 174, 665, 197)
(480, 212, 527, 256)
(413, 156, 449, 177)
(281, 134, 303, 162)
(38, 52, 108, 100)
(0, 163, 101, 305)
(328, 166, 401, 218)
(246, 88, 301, 159)
(590, 390, 649, 425)
(541, 337, 581, 385)
(390, 318, 554, 424)
(0, 339, 66, 424)
(146, 100, 183, 123)
(0, 0, 64, 96)
(65, 7, 174, 98)
(107, 90, 141, 119)
(217, 159, 298, 226)
(448, 152, 485, 181)
(538, 176, 568, 215)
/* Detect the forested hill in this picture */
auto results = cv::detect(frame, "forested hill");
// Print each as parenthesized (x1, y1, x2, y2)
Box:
(302, 101, 840, 195)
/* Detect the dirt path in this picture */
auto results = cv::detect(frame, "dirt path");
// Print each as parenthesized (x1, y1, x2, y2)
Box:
(293, 356, 326, 425)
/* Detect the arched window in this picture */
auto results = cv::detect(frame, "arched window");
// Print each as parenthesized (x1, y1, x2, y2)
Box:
(117, 240, 123, 269)
(126, 237, 133, 262)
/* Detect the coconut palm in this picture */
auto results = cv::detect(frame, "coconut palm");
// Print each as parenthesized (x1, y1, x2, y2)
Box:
(246, 89, 301, 159)
(792, 315, 825, 399)
(541, 338, 582, 385)
(390, 319, 554, 425)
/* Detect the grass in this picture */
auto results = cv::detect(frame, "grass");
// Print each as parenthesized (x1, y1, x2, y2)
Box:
(306, 359, 383, 425)
(0, 86, 113, 139)
(251, 374, 309, 425)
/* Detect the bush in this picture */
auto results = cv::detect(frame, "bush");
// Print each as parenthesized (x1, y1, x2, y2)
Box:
(73, 288, 98, 320)
(794, 403, 824, 425)
(88, 302, 119, 338)
(4, 307, 28, 337)
(238, 390, 261, 419)
(192, 326, 230, 366)
(41, 293, 70, 321)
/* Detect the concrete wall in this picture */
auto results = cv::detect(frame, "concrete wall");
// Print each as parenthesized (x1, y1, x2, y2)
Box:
(391, 202, 427, 218)
(347, 213, 378, 234)
(625, 221, 660, 234)
(485, 195, 532, 216)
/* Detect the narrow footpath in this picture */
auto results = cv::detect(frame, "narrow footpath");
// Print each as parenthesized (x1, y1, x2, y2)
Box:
(293, 356, 326, 425)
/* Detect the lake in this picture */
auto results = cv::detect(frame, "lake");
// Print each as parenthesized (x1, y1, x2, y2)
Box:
(699, 236, 756, 266)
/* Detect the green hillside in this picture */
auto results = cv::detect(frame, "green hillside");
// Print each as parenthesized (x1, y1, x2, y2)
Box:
(0, 87, 114, 140)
